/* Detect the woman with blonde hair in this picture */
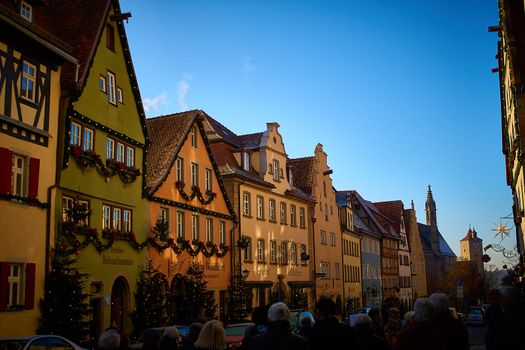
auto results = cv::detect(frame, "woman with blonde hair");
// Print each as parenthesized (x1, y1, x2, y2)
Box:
(193, 320, 226, 350)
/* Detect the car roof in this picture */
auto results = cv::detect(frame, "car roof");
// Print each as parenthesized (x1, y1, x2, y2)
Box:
(226, 322, 255, 327)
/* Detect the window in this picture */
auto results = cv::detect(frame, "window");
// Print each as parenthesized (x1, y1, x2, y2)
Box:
(191, 215, 199, 240)
(323, 181, 327, 198)
(20, 62, 36, 102)
(106, 138, 114, 160)
(206, 218, 213, 243)
(177, 211, 185, 239)
(83, 128, 93, 151)
(126, 147, 134, 167)
(320, 230, 327, 245)
(219, 221, 226, 245)
(269, 199, 276, 222)
(290, 205, 296, 226)
(272, 160, 279, 180)
(330, 232, 336, 246)
(299, 208, 306, 228)
(280, 202, 286, 224)
(102, 205, 131, 232)
(117, 87, 123, 103)
(300, 244, 307, 265)
(123, 210, 131, 232)
(256, 196, 264, 219)
(191, 126, 198, 148)
(158, 208, 169, 239)
(11, 154, 26, 196)
(175, 158, 184, 182)
(62, 196, 89, 226)
(70, 122, 94, 152)
(99, 75, 107, 93)
(70, 122, 81, 146)
(242, 152, 250, 171)
(335, 262, 341, 280)
(243, 237, 252, 261)
(116, 143, 124, 162)
(8, 264, 23, 306)
(270, 240, 277, 263)
(325, 204, 328, 221)
(106, 24, 115, 51)
(257, 239, 265, 262)
(112, 208, 121, 230)
(20, 1, 32, 21)
(191, 163, 199, 187)
(205, 169, 212, 192)
(160, 207, 169, 223)
(320, 262, 330, 278)
(290, 243, 297, 264)
(280, 242, 288, 264)
(103, 205, 111, 230)
(107, 71, 116, 105)
(243, 192, 251, 216)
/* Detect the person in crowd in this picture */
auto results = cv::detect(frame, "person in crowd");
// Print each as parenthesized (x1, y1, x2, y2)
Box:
(492, 286, 525, 350)
(368, 308, 385, 338)
(397, 298, 444, 350)
(401, 311, 415, 329)
(296, 315, 314, 339)
(352, 314, 389, 350)
(98, 328, 121, 350)
(118, 332, 130, 350)
(160, 326, 180, 350)
(484, 288, 503, 350)
(246, 302, 308, 350)
(308, 297, 356, 349)
(240, 305, 270, 349)
(429, 293, 468, 350)
(182, 323, 203, 350)
(383, 307, 400, 349)
(193, 320, 226, 350)
(143, 329, 161, 350)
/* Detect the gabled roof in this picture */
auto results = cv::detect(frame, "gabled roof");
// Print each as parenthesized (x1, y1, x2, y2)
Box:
(342, 190, 382, 238)
(237, 132, 262, 150)
(204, 115, 241, 147)
(335, 191, 350, 207)
(461, 227, 481, 242)
(418, 223, 456, 257)
(145, 110, 198, 192)
(374, 201, 404, 235)
(288, 157, 315, 195)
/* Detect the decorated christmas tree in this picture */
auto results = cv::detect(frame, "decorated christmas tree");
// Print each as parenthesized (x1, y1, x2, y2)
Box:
(226, 273, 250, 323)
(38, 234, 90, 345)
(131, 257, 167, 338)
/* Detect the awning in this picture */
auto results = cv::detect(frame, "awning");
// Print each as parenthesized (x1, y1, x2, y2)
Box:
(245, 280, 273, 288)
(287, 281, 315, 288)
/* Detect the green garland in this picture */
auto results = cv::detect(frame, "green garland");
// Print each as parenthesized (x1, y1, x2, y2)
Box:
(0, 193, 48, 208)
(175, 181, 217, 204)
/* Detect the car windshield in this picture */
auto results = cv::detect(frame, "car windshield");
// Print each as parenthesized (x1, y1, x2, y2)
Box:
(0, 339, 29, 350)
(469, 308, 482, 315)
(225, 327, 247, 336)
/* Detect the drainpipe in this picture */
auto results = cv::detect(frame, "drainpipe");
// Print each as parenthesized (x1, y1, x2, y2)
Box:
(311, 207, 317, 305)
(45, 185, 58, 276)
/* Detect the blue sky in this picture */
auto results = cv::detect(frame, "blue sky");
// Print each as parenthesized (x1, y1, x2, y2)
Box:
(123, 0, 515, 268)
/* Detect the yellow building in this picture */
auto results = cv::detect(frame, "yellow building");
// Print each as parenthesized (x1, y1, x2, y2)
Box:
(336, 192, 362, 310)
(206, 118, 315, 310)
(145, 110, 236, 321)
(403, 202, 427, 298)
(290, 144, 344, 310)
(0, 2, 76, 335)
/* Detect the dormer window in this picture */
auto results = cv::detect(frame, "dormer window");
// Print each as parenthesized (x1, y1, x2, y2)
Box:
(288, 168, 294, 185)
(20, 1, 32, 22)
(242, 152, 250, 171)
(272, 160, 279, 181)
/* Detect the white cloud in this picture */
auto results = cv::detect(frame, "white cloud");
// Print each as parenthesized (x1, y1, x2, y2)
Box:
(143, 92, 168, 116)
(177, 73, 192, 111)
(242, 55, 256, 79)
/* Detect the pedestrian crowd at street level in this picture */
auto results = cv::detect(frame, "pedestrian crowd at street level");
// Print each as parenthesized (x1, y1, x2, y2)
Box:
(95, 287, 525, 350)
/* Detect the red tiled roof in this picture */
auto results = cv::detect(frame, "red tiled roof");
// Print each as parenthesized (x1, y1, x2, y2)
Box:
(237, 132, 262, 150)
(461, 228, 480, 241)
(145, 110, 199, 192)
(288, 157, 315, 195)
(374, 200, 404, 234)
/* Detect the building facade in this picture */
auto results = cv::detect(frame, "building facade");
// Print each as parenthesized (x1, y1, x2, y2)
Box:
(404, 202, 428, 298)
(0, 0, 76, 334)
(459, 227, 483, 274)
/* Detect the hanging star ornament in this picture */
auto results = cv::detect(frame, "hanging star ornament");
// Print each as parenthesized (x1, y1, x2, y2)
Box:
(492, 222, 512, 241)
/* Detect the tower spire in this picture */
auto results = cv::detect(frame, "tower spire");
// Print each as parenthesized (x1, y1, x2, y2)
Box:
(425, 185, 437, 229)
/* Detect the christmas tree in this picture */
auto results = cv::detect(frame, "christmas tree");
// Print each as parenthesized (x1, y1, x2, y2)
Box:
(38, 235, 90, 345)
(131, 257, 167, 339)
(225, 274, 251, 323)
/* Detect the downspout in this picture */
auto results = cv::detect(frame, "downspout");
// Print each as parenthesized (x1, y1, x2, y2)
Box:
(311, 207, 317, 304)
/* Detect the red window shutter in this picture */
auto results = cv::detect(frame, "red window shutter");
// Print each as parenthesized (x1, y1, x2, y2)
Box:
(24, 263, 36, 310)
(0, 148, 12, 194)
(28, 158, 40, 199)
(0, 262, 9, 311)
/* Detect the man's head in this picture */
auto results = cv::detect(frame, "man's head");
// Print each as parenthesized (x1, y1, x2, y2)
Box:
(429, 293, 450, 314)
(413, 298, 435, 322)
(267, 302, 291, 322)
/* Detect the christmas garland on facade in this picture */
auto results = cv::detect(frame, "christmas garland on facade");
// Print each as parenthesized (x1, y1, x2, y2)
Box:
(149, 233, 230, 258)
(69, 145, 141, 183)
(175, 181, 217, 205)
(0, 193, 48, 208)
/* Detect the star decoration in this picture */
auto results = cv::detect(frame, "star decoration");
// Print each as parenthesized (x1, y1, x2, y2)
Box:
(492, 222, 511, 240)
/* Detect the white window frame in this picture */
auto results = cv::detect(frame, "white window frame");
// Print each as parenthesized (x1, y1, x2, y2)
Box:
(70, 122, 81, 146)
(177, 211, 185, 239)
(117, 87, 123, 103)
(8, 263, 23, 306)
(290, 205, 296, 226)
(82, 127, 94, 152)
(243, 237, 252, 261)
(290, 243, 297, 264)
(20, 61, 36, 101)
(205, 168, 212, 192)
(257, 239, 265, 262)
(107, 71, 116, 105)
(256, 196, 264, 219)
(99, 75, 107, 93)
(242, 152, 250, 171)
(270, 240, 277, 263)
(269, 199, 276, 221)
(206, 218, 213, 243)
(191, 162, 199, 187)
(299, 207, 305, 228)
(191, 125, 198, 148)
(191, 215, 199, 241)
(330, 232, 336, 246)
(112, 208, 121, 231)
(123, 209, 131, 232)
(106, 138, 114, 160)
(102, 205, 111, 230)
(20, 1, 32, 21)
(272, 160, 279, 180)
(11, 154, 26, 196)
(280, 202, 286, 224)
(320, 230, 327, 245)
(116, 143, 125, 163)
(126, 147, 135, 167)
(175, 157, 184, 182)
(280, 242, 288, 264)
(243, 192, 251, 216)
(219, 221, 226, 245)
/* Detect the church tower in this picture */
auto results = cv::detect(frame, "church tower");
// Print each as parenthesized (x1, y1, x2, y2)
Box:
(426, 186, 441, 256)
(460, 227, 483, 273)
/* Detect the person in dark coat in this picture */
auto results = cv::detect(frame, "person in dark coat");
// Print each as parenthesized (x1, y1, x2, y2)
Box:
(160, 326, 180, 350)
(484, 288, 503, 350)
(181, 323, 203, 350)
(429, 293, 469, 350)
(368, 308, 385, 338)
(397, 298, 445, 350)
(240, 305, 269, 349)
(308, 297, 356, 350)
(492, 286, 525, 350)
(246, 302, 308, 350)
(352, 314, 388, 350)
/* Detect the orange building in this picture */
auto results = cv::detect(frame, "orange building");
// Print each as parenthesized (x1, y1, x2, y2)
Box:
(145, 110, 236, 320)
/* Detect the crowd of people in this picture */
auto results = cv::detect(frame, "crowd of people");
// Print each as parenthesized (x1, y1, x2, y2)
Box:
(96, 286, 524, 350)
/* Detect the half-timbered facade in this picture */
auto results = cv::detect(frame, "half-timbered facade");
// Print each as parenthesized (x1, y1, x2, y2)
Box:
(0, 0, 76, 335)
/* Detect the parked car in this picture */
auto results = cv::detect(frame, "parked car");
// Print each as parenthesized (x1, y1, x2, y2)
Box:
(346, 307, 372, 326)
(225, 322, 255, 349)
(0, 335, 87, 350)
(466, 306, 485, 326)
(289, 310, 315, 332)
